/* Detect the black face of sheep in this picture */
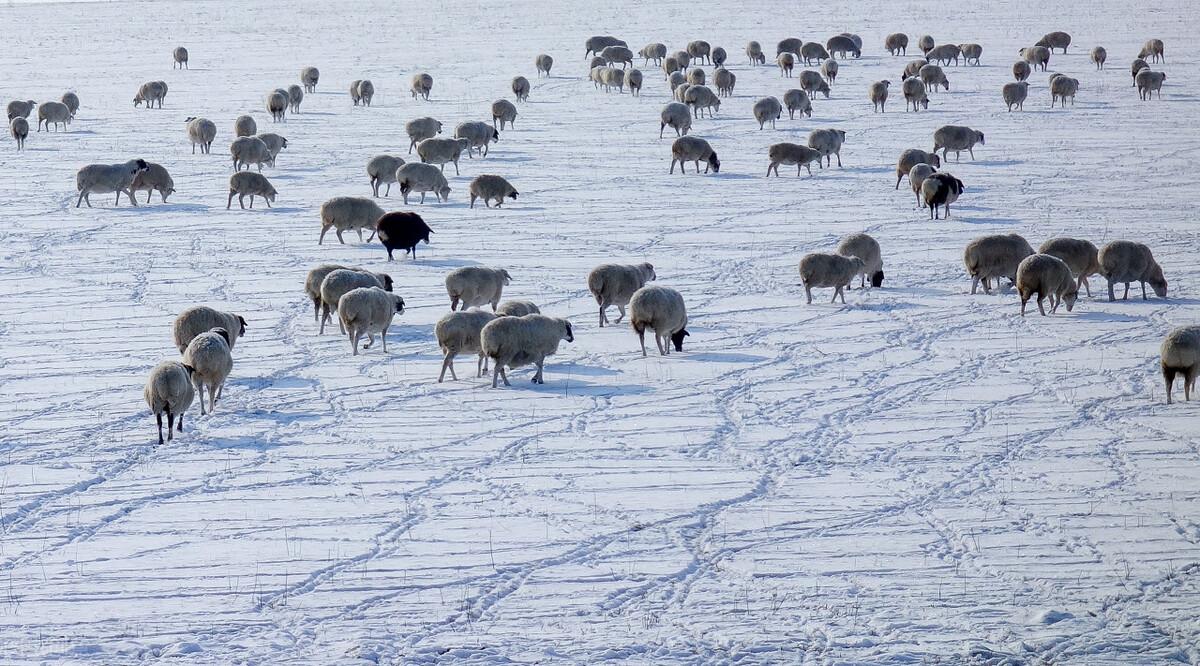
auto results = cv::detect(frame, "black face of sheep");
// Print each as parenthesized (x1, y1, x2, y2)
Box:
(182, 363, 195, 377)
(491, 128, 499, 140)
(380, 275, 395, 291)
(212, 327, 231, 346)
(507, 191, 519, 200)
(871, 271, 885, 288)
(135, 159, 149, 171)
(237, 315, 247, 336)
(671, 329, 689, 351)
(395, 297, 406, 314)
(564, 323, 574, 343)
(707, 153, 721, 173)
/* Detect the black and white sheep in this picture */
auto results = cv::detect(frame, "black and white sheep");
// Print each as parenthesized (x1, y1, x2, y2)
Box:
(628, 285, 688, 356)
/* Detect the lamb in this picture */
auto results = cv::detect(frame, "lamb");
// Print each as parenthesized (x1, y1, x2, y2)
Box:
(799, 253, 866, 304)
(130, 162, 175, 204)
(894, 148, 940, 188)
(338, 287, 405, 355)
(75, 159, 149, 207)
(807, 128, 846, 167)
(626, 69, 644, 96)
(1020, 46, 1051, 71)
(357, 80, 375, 107)
(902, 58, 928, 79)
(753, 96, 782, 130)
(320, 268, 394, 334)
(1136, 70, 1166, 101)
(932, 125, 984, 161)
(921, 172, 964, 219)
(144, 361, 195, 444)
(411, 73, 433, 100)
(481, 314, 574, 387)
(1098, 241, 1168, 301)
(1038, 237, 1100, 296)
(456, 121, 499, 157)
(396, 162, 451, 204)
(962, 234, 1034, 294)
(687, 40, 712, 64)
(512, 76, 530, 102)
(134, 81, 166, 108)
(1090, 46, 1107, 69)
(1161, 326, 1200, 404)
(591, 56, 609, 70)
(446, 267, 512, 311)
(375, 211, 433, 260)
(663, 56, 681, 78)
(602, 45, 634, 69)
(318, 196, 385, 244)
(1035, 31, 1072, 54)
(173, 46, 189, 69)
(405, 117, 442, 153)
(256, 132, 288, 166)
(1013, 60, 1032, 82)
(686, 68, 705, 86)
(366, 154, 405, 196)
(536, 53, 554, 76)
(350, 79, 362, 105)
(287, 84, 303, 113)
(1002, 81, 1029, 111)
(10, 117, 28, 150)
(799, 42, 830, 65)
(588, 262, 656, 326)
(783, 89, 812, 119)
(496, 300, 541, 317)
(908, 163, 937, 208)
(492, 99, 518, 130)
(172, 306, 247, 353)
(60, 92, 80, 118)
(713, 67, 735, 96)
(585, 35, 626, 58)
(885, 33, 909, 56)
(926, 44, 962, 66)
(869, 80, 890, 112)
(670, 136, 720, 174)
(918, 35, 935, 54)
(436, 310, 499, 381)
(836, 233, 884, 288)
(659, 102, 692, 138)
(1139, 38, 1165, 63)
(7, 100, 36, 120)
(186, 117, 216, 154)
(711, 47, 727, 66)
(639, 43, 667, 65)
(35, 101, 70, 132)
(799, 70, 830, 98)
(777, 37, 803, 56)
(234, 115, 256, 137)
(182, 328, 233, 416)
(820, 59, 838, 85)
(1016, 254, 1078, 316)
(777, 52, 796, 77)
(683, 85, 720, 118)
(417, 137, 470, 175)
(469, 174, 519, 208)
(301, 66, 319, 92)
(919, 64, 949, 92)
(226, 171, 276, 209)
(767, 142, 823, 177)
(960, 43, 983, 65)
(230, 136, 273, 172)
(746, 41, 766, 65)
(826, 35, 860, 59)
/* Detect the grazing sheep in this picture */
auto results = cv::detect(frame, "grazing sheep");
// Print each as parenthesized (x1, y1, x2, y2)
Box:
(411, 73, 433, 100)
(800, 42, 830, 65)
(230, 136, 272, 172)
(921, 172, 964, 219)
(496, 300, 541, 317)
(1090, 46, 1107, 69)
(536, 53, 554, 76)
(869, 80, 890, 112)
(436, 310, 499, 382)
(777, 52, 796, 77)
(10, 117, 28, 150)
(256, 132, 288, 166)
(963, 234, 1035, 294)
(447, 267, 512, 311)
(799, 70, 831, 98)
(808, 128, 846, 167)
(908, 163, 937, 207)
(319, 196, 385, 244)
(669, 70, 687, 91)
(186, 117, 216, 154)
(894, 148, 941, 188)
(234, 115, 256, 137)
(417, 137, 470, 175)
(836, 233, 884, 288)
(799, 253, 866, 304)
(133, 81, 167, 108)
(713, 67, 735, 96)
(396, 162, 451, 204)
(585, 35, 627, 58)
(357, 80, 375, 106)
(1130, 58, 1150, 86)
(366, 154, 405, 196)
(684, 85, 720, 118)
(1098, 241, 1168, 301)
(670, 136, 720, 174)
(673, 82, 692, 103)
(287, 84, 303, 113)
(918, 35, 935, 54)
(960, 43, 983, 65)
(932, 125, 984, 161)
(60, 92, 80, 118)
(638, 43, 665, 66)
(672, 50, 693, 70)
(320, 269, 393, 334)
(182, 328, 233, 416)
(659, 102, 692, 138)
(601, 67, 627, 93)
(1161, 326, 1200, 404)
(926, 44, 962, 66)
(75, 159, 149, 208)
(753, 96, 783, 129)
(481, 314, 574, 387)
(783, 88, 812, 119)
(376, 211, 433, 260)
(1038, 237, 1101, 296)
(349, 79, 362, 105)
(173, 306, 247, 353)
(767, 142, 823, 177)
(130, 162, 175, 204)
(687, 40, 712, 64)
(36, 101, 71, 132)
(226, 171, 276, 209)
(1050, 75, 1079, 107)
(512, 76, 530, 102)
(602, 45, 634, 68)
(627, 69, 644, 96)
(339, 287, 405, 355)
(711, 47, 727, 66)
(1020, 46, 1051, 71)
(1035, 31, 1072, 54)
(1139, 38, 1165, 63)
(663, 55, 681, 78)
(919, 64, 949, 92)
(821, 59, 839, 85)
(777, 37, 803, 56)
(456, 121, 500, 157)
(144, 361, 195, 444)
(687, 68, 705, 86)
(628, 285, 689, 356)
(826, 35, 860, 59)
(266, 91, 288, 121)
(1136, 69, 1166, 100)
(405, 117, 442, 153)
(902, 58, 928, 79)
(1013, 60, 1032, 82)
(304, 265, 384, 324)
(468, 174, 519, 208)
(591, 56, 608, 70)
(588, 262, 657, 326)
(301, 66, 319, 92)
(746, 41, 766, 65)
(1003, 81, 1029, 111)
(492, 99, 518, 130)
(7, 100, 36, 120)
(885, 33, 909, 55)
(173, 46, 189, 69)
(1016, 254, 1078, 316)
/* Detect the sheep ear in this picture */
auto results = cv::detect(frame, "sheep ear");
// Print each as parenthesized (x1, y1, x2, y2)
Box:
(182, 364, 195, 375)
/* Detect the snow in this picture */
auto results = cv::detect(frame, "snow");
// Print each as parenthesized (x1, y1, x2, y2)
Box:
(1, 0, 1198, 663)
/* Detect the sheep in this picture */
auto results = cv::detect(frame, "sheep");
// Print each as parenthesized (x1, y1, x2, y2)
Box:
(1050, 75, 1079, 107)
(1136, 70, 1166, 101)
(396, 162, 451, 204)
(173, 46, 189, 69)
(959, 43, 983, 65)
(286, 84, 303, 113)
(356, 80, 375, 107)
(836, 233, 884, 288)
(1038, 237, 1100, 297)
(926, 44, 961, 66)
(256, 132, 288, 166)
(404, 117, 442, 154)
(921, 172, 964, 219)
(663, 56, 681, 78)
(902, 58, 928, 79)
(436, 310, 500, 381)
(601, 67, 627, 93)
(585, 36, 627, 58)
(1090, 46, 1107, 70)
(456, 121, 500, 157)
(512, 76, 530, 102)
(894, 148, 941, 188)
(75, 159, 149, 207)
(626, 285, 688, 356)
(469, 174, 519, 209)
(800, 42, 830, 65)
(375, 211, 433, 260)
(338, 287, 405, 355)
(144, 361, 194, 444)
(492, 99, 518, 130)
(588, 262, 657, 326)
(366, 154, 405, 197)
(182, 328, 233, 416)
(673, 83, 692, 103)
(783, 89, 813, 119)
(417, 137, 470, 175)
(799, 253, 866, 304)
(446, 267, 511, 311)
(301, 66, 319, 92)
(777, 37, 803, 56)
(826, 35, 860, 59)
(918, 35, 935, 54)
(185, 117, 216, 154)
(319, 196, 385, 244)
(808, 128, 846, 167)
(746, 41, 766, 65)
(172, 306, 247, 353)
(1098, 241, 1168, 301)
(712, 47, 727, 66)
(670, 136, 720, 174)
(753, 96, 783, 129)
(932, 125, 984, 161)
(627, 69, 644, 96)
(1002, 81, 1029, 111)
(234, 114, 256, 137)
(1139, 38, 1165, 63)
(481, 314, 574, 387)
(60, 92, 80, 118)
(672, 50, 693, 70)
(320, 268, 394, 334)
(684, 85, 720, 118)
(536, 53, 554, 76)
(304, 265, 383, 323)
(10, 117, 28, 150)
(591, 65, 611, 88)
(687, 40, 712, 64)
(130, 162, 175, 204)
(1020, 46, 1051, 71)
(687, 68, 705, 86)
(411, 72, 433, 100)
(349, 79, 363, 104)
(602, 45, 634, 68)
(659, 102, 692, 138)
(1013, 60, 1032, 82)
(820, 59, 839, 85)
(919, 64, 949, 92)
(713, 67, 735, 97)
(777, 52, 796, 77)
(962, 234, 1035, 294)
(7, 100, 35, 120)
(1035, 31, 1071, 54)
(842, 33, 863, 51)
(799, 70, 830, 98)
(1161, 326, 1200, 404)
(230, 136, 272, 172)
(885, 33, 909, 56)
(1130, 58, 1150, 86)
(133, 81, 166, 108)
(767, 142, 823, 177)
(666, 72, 686, 92)
(35, 101, 70, 132)
(591, 56, 608, 70)
(635, 43, 664, 66)
(496, 300, 541, 317)
(226, 171, 276, 209)
(869, 80, 890, 112)
(1016, 254, 1078, 316)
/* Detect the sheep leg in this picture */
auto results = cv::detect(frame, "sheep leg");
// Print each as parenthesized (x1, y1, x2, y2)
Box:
(656, 334, 667, 356)
(351, 329, 361, 355)
(1020, 294, 1029, 316)
(76, 190, 87, 208)
(1107, 279, 1116, 302)
(1122, 282, 1130, 300)
(214, 381, 223, 405)
(971, 277, 980, 295)
(968, 148, 975, 160)
(835, 152, 842, 167)
(364, 332, 376, 349)
(264, 197, 272, 209)
(438, 352, 455, 382)
(479, 354, 489, 376)
(1080, 275, 1091, 297)
(335, 228, 345, 244)
(804, 285, 813, 304)
(598, 305, 606, 327)
(384, 183, 391, 197)
(614, 305, 626, 324)
(895, 174, 903, 190)
(637, 327, 648, 357)
(318, 226, 330, 245)
(156, 413, 164, 445)
(380, 328, 388, 353)
(670, 159, 677, 174)
(533, 360, 544, 384)
(226, 191, 235, 209)
(145, 190, 152, 204)
(196, 381, 207, 416)
(1037, 296, 1047, 316)
(239, 194, 246, 210)
(1141, 281, 1149, 300)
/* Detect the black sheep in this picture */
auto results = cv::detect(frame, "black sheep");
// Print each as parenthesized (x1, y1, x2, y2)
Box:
(923, 172, 965, 220)
(376, 211, 433, 261)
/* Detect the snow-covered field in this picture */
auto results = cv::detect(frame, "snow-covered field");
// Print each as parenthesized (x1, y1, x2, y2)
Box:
(1, 0, 1198, 662)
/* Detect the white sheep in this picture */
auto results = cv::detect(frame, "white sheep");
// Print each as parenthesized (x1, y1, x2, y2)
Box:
(435, 310, 499, 381)
(808, 128, 846, 167)
(186, 117, 216, 154)
(60, 92, 80, 118)
(1035, 31, 1072, 54)
(226, 171, 276, 209)
(366, 154, 406, 197)
(1161, 326, 1200, 404)
(182, 328, 233, 416)
(894, 148, 941, 188)
(903, 58, 928, 79)
(304, 264, 377, 323)
(468, 174, 519, 209)
(659, 102, 692, 138)
(256, 132, 288, 166)
(36, 102, 71, 132)
(320, 269, 393, 334)
(234, 115, 256, 137)
(672, 50, 692, 70)
(411, 73, 433, 100)
(1013, 60, 1032, 82)
(319, 196, 385, 244)
(496, 300, 541, 317)
(588, 262, 656, 326)
(926, 44, 961, 66)
(869, 80, 890, 112)
(800, 42, 830, 65)
(492, 99, 518, 130)
(602, 45, 634, 69)
(536, 53, 554, 76)
(713, 67, 735, 97)
(746, 41, 766, 65)
(908, 163, 937, 208)
(357, 80, 375, 107)
(711, 47, 727, 66)
(1038, 237, 1100, 296)
(686, 68, 705, 86)
(673, 82, 692, 103)
(1090, 46, 1107, 69)
(1016, 254, 1078, 316)
(826, 35, 860, 59)
(777, 52, 796, 77)
(446, 266, 512, 311)
(640, 43, 667, 65)
(1136, 69, 1166, 101)
(1019, 46, 1051, 71)
(396, 162, 451, 204)
(601, 67, 627, 93)
(799, 70, 831, 98)
(130, 162, 175, 204)
(405, 117, 442, 153)
(456, 121, 499, 157)
(10, 117, 28, 150)
(417, 137, 470, 175)
(919, 64, 949, 92)
(144, 361, 194, 444)
(266, 91, 288, 122)
(1050, 74, 1079, 107)
(512, 76, 530, 102)
(338, 286, 405, 354)
(628, 285, 688, 356)
(481, 314, 574, 387)
(836, 233, 884, 288)
(903, 77, 930, 112)
(777, 37, 803, 56)
(173, 306, 247, 353)
(301, 66, 319, 92)
(820, 58, 839, 85)
(918, 35, 935, 54)
(960, 43, 983, 66)
(1002, 81, 1029, 111)
(1098, 241, 1168, 301)
(134, 81, 166, 108)
(350, 79, 362, 105)
(6, 100, 36, 120)
(75, 159, 149, 207)
(230, 136, 272, 172)
(963, 234, 1034, 294)
(663, 56, 681, 79)
(683, 85, 720, 118)
(783, 89, 812, 119)
(1139, 39, 1165, 63)
(626, 69, 644, 96)
(585, 35, 627, 57)
(885, 33, 909, 56)
(173, 46, 189, 69)
(287, 84, 303, 113)
(670, 136, 720, 174)
(767, 142, 823, 177)
(932, 125, 984, 161)
(799, 253, 865, 304)
(687, 40, 712, 65)
(753, 96, 782, 129)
